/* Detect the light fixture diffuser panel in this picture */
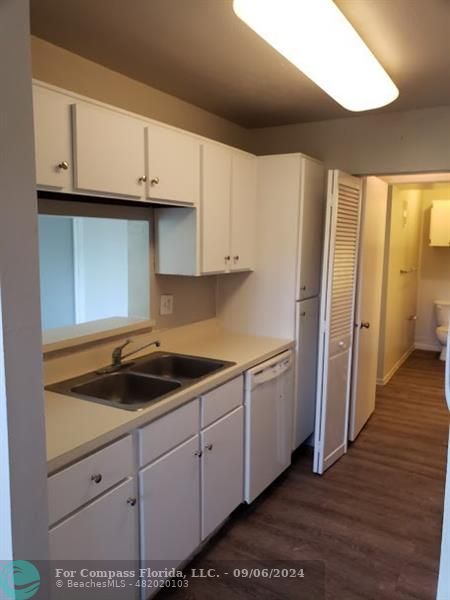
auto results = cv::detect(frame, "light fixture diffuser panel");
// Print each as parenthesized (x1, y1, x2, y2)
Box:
(233, 0, 399, 111)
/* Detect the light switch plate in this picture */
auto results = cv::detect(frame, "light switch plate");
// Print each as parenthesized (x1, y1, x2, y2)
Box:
(160, 294, 174, 316)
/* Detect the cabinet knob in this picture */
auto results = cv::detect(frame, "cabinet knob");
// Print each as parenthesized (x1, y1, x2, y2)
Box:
(205, 443, 213, 452)
(300, 285, 307, 291)
(91, 473, 102, 484)
(57, 161, 69, 170)
(138, 175, 147, 183)
(127, 497, 137, 507)
(194, 450, 203, 457)
(233, 255, 239, 261)
(150, 177, 160, 186)
(225, 256, 231, 261)
(300, 311, 306, 317)
(338, 341, 346, 349)
(360, 321, 370, 329)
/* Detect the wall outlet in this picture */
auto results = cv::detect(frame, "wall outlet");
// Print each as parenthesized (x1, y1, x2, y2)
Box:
(160, 294, 174, 316)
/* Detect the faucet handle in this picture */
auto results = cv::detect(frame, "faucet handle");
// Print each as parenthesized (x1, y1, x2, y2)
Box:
(112, 339, 132, 365)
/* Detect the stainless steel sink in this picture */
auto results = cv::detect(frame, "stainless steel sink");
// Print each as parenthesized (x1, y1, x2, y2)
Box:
(130, 352, 229, 380)
(46, 352, 235, 411)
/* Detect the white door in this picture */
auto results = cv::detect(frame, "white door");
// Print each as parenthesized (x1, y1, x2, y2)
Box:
(201, 143, 231, 274)
(145, 123, 200, 205)
(230, 153, 257, 272)
(349, 177, 388, 441)
(294, 296, 320, 449)
(139, 435, 200, 569)
(437, 335, 450, 600)
(201, 407, 244, 539)
(314, 170, 362, 474)
(297, 158, 326, 299)
(33, 86, 73, 190)
(72, 102, 145, 199)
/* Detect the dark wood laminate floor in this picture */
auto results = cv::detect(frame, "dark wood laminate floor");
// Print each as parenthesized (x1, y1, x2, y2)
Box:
(160, 351, 448, 600)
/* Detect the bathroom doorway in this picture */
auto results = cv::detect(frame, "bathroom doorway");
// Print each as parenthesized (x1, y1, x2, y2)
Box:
(376, 173, 450, 387)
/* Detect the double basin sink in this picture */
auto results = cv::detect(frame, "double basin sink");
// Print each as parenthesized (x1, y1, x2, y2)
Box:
(47, 352, 235, 411)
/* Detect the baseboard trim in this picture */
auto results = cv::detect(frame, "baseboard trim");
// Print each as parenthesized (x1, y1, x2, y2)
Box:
(414, 342, 441, 352)
(377, 346, 415, 386)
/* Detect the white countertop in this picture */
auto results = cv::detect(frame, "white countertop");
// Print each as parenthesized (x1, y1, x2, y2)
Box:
(45, 323, 293, 474)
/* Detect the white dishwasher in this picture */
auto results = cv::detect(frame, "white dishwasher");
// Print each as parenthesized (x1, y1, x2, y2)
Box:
(244, 350, 294, 503)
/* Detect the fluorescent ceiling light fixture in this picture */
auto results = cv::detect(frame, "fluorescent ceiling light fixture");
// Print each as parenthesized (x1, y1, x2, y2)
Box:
(233, 0, 399, 111)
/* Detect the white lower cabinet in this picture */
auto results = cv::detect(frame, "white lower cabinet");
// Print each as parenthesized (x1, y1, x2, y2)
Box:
(139, 435, 201, 569)
(201, 406, 244, 539)
(49, 478, 139, 599)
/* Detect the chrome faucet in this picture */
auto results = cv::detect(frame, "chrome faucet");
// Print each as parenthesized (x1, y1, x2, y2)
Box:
(98, 338, 161, 374)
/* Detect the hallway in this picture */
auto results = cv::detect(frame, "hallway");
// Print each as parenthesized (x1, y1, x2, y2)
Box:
(161, 351, 448, 600)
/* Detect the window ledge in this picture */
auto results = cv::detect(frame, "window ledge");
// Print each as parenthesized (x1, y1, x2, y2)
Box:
(43, 317, 155, 355)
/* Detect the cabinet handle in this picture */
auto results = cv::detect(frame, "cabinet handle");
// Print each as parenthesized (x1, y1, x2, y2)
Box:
(138, 175, 147, 183)
(205, 443, 213, 452)
(150, 177, 160, 186)
(194, 450, 203, 457)
(91, 473, 102, 484)
(127, 497, 137, 507)
(57, 161, 69, 170)
(408, 315, 417, 321)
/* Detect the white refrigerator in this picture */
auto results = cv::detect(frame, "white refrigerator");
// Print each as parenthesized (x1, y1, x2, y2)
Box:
(437, 329, 450, 599)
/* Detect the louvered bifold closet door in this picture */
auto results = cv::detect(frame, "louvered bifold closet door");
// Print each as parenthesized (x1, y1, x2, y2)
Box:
(314, 170, 362, 474)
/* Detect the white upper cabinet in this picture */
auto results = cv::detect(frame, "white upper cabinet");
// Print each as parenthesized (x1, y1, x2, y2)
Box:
(201, 142, 232, 274)
(297, 159, 326, 299)
(33, 86, 73, 190)
(145, 123, 200, 205)
(430, 200, 450, 247)
(72, 102, 146, 199)
(230, 153, 257, 271)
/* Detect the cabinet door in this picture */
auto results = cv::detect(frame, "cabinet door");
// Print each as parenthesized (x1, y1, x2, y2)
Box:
(49, 478, 138, 560)
(33, 86, 73, 190)
(201, 407, 244, 540)
(430, 201, 450, 247)
(230, 153, 257, 271)
(298, 159, 325, 299)
(140, 435, 200, 569)
(294, 297, 320, 449)
(201, 143, 231, 274)
(146, 123, 200, 205)
(72, 102, 145, 199)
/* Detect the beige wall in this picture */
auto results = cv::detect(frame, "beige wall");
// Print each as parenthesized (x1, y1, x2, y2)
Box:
(250, 107, 450, 175)
(31, 36, 251, 151)
(415, 183, 450, 350)
(378, 185, 423, 383)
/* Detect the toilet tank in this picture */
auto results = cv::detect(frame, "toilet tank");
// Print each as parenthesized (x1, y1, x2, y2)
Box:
(434, 300, 450, 326)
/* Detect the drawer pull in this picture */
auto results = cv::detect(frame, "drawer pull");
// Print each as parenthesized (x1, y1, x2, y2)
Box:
(91, 473, 103, 484)
(127, 497, 137, 507)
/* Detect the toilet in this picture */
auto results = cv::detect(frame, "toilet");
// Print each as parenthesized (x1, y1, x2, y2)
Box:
(434, 300, 450, 361)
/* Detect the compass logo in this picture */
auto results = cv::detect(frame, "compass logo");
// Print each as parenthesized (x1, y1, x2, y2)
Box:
(0, 560, 40, 599)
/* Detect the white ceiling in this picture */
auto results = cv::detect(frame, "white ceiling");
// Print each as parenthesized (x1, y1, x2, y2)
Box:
(30, 0, 450, 127)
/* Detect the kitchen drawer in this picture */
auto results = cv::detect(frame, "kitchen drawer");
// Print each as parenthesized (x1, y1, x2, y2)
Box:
(201, 376, 243, 429)
(48, 435, 133, 526)
(139, 399, 199, 467)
